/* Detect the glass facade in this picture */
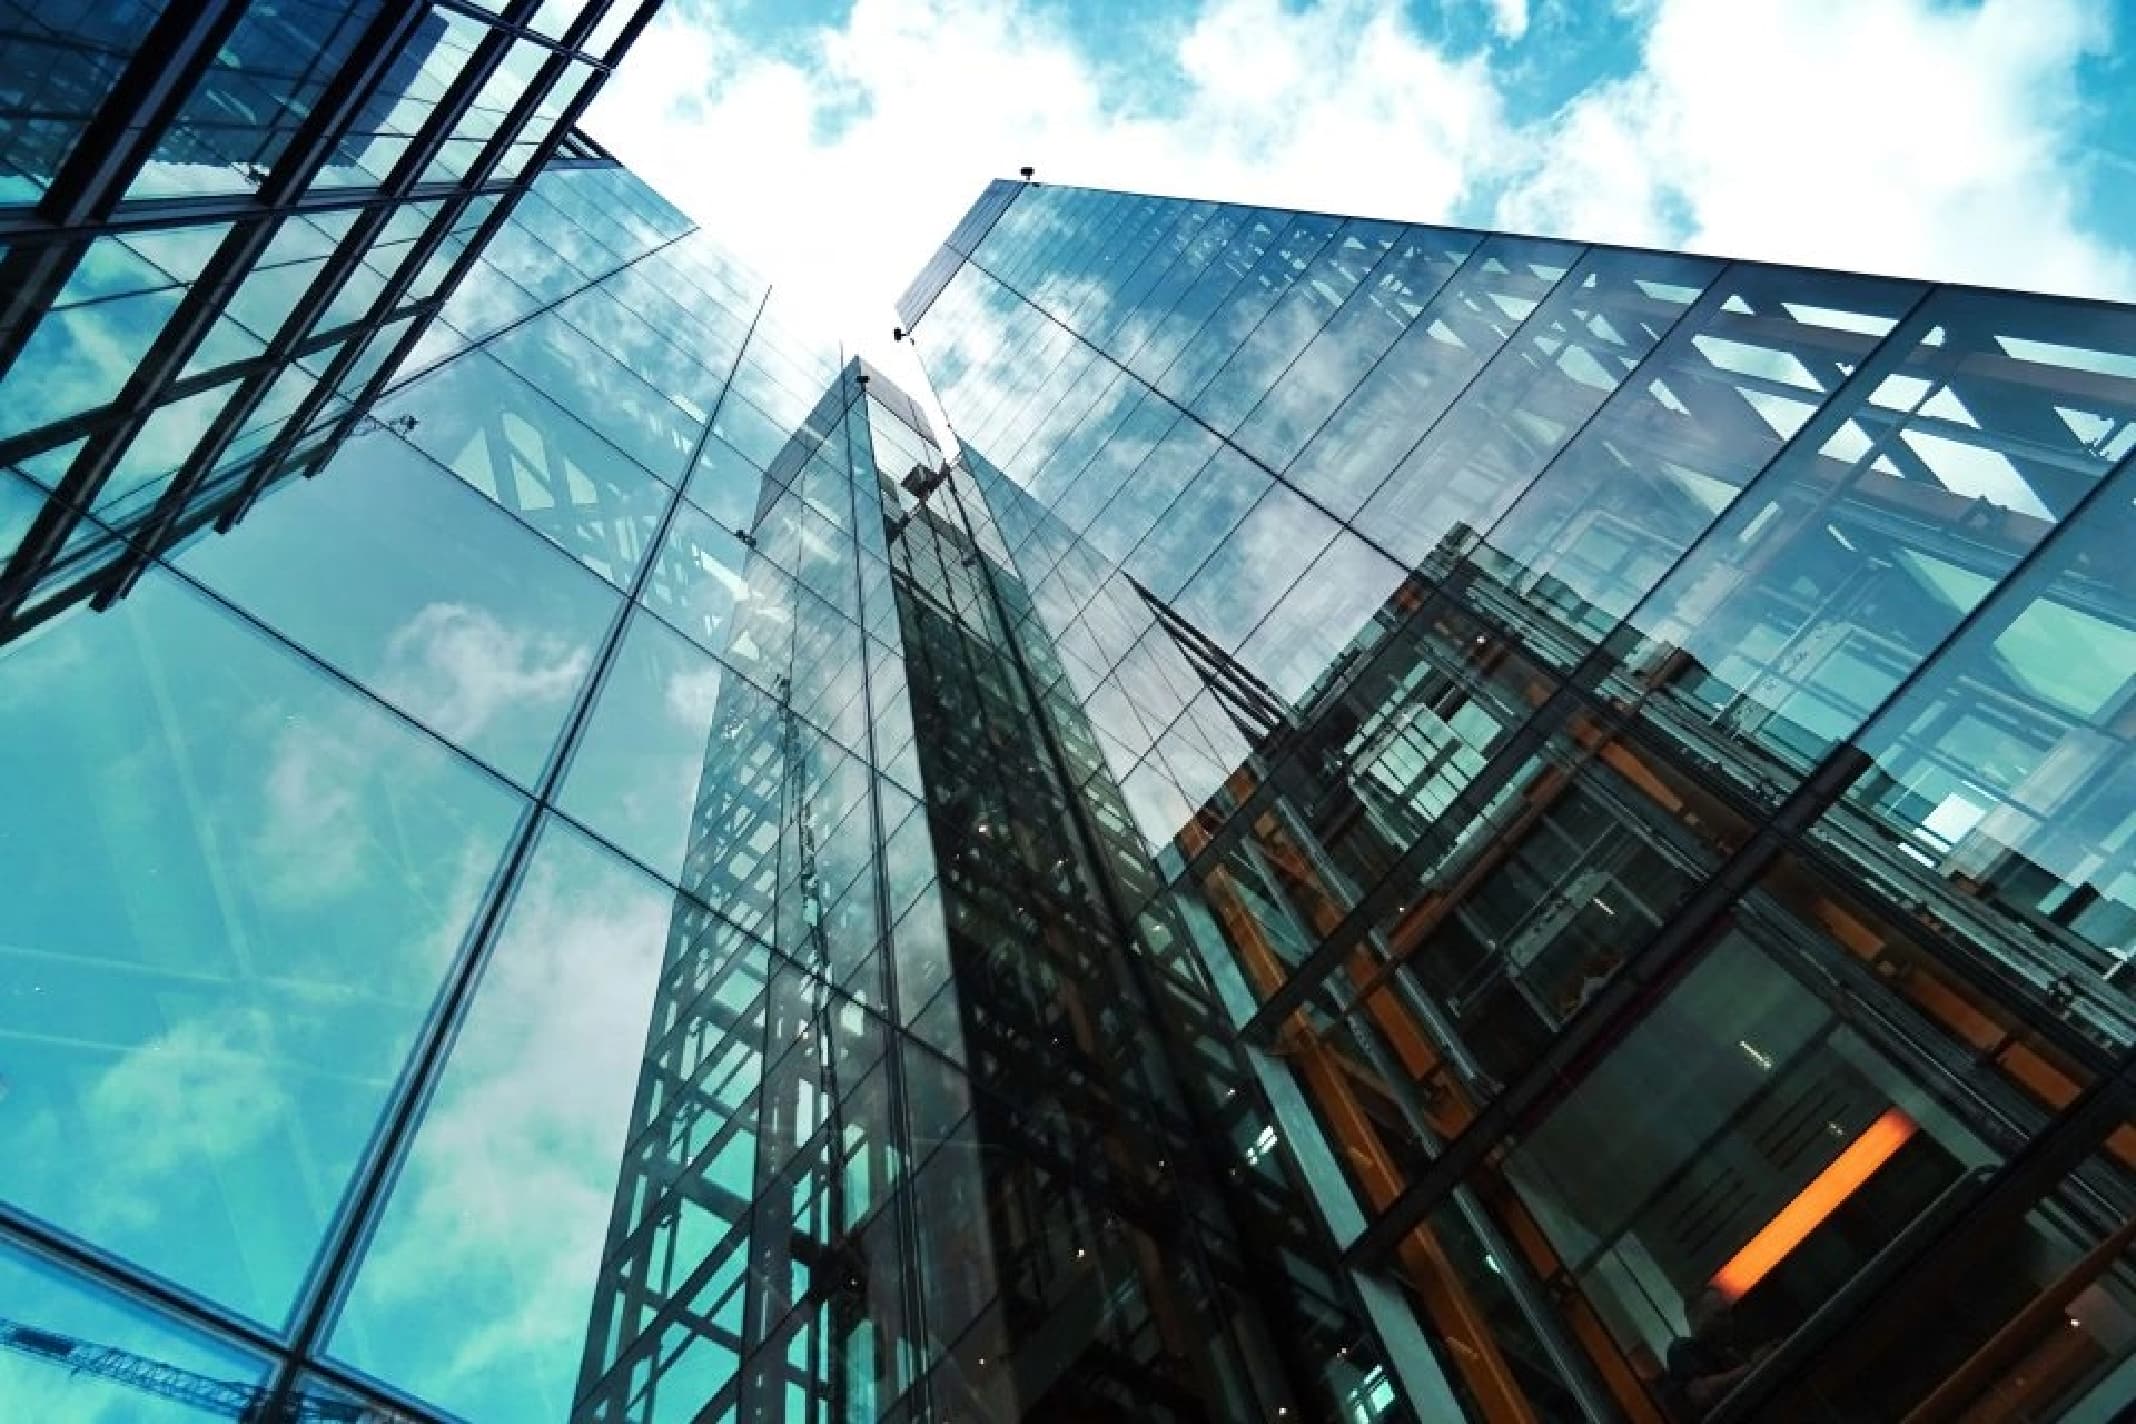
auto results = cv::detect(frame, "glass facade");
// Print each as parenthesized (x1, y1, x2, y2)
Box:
(5, 11, 2135, 1419)
(893, 180, 2136, 1424)
(0, 0, 654, 637)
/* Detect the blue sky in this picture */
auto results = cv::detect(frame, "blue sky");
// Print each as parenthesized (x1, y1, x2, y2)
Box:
(586, 0, 2136, 367)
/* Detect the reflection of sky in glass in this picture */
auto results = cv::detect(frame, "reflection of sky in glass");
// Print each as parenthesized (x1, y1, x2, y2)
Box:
(0, 570, 522, 1323)
(10, 72, 2136, 1421)
(330, 819, 678, 1420)
(174, 432, 617, 786)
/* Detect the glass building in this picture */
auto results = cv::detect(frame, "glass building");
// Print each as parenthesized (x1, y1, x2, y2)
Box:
(894, 180, 2136, 1424)
(3, 6, 2135, 1419)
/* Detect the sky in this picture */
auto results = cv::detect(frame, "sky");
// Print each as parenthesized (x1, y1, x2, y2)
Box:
(584, 0, 2136, 376)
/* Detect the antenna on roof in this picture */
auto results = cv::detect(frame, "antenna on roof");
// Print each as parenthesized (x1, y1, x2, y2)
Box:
(1018, 165, 1036, 183)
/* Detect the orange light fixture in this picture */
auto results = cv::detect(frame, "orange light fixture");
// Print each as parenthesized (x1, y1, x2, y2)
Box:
(1712, 1107, 1918, 1301)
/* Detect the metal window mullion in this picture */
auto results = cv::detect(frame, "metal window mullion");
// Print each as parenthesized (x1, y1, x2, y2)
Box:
(230, 8, 606, 497)
(254, 1, 434, 209)
(33, 0, 252, 228)
(92, 9, 549, 595)
(1342, 442, 2136, 1268)
(0, 212, 306, 618)
(0, 1204, 453, 1424)
(431, 0, 623, 69)
(2, 1, 464, 609)
(0, 1, 252, 380)
(253, 271, 774, 1424)
(83, 204, 406, 607)
(0, 177, 520, 250)
(227, 12, 650, 529)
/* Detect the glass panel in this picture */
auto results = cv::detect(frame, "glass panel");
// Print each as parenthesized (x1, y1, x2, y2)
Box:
(1359, 247, 1718, 570)
(0, 239, 185, 440)
(488, 310, 704, 485)
(687, 432, 773, 531)
(1192, 217, 1402, 435)
(0, 2, 169, 202)
(1285, 234, 1581, 518)
(1236, 528, 1409, 708)
(1232, 224, 1480, 472)
(369, 346, 673, 588)
(560, 608, 782, 891)
(1122, 444, 1267, 601)
(1173, 480, 1342, 650)
(128, 0, 387, 198)
(554, 284, 723, 422)
(0, 569, 522, 1322)
(1813, 452, 2136, 1047)
(92, 380, 241, 527)
(1609, 290, 2136, 799)
(642, 498, 756, 657)
(173, 428, 617, 786)
(708, 391, 796, 474)
(1470, 264, 1923, 670)
(330, 816, 708, 1421)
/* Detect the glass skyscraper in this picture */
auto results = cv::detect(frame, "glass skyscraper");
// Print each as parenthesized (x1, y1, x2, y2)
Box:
(3, 7, 2134, 1423)
(894, 180, 2136, 1424)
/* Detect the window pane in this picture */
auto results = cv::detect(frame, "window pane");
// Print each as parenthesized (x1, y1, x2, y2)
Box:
(1360, 247, 1718, 569)
(1609, 290, 2136, 798)
(0, 240, 185, 441)
(128, 1, 386, 199)
(0, 569, 523, 1322)
(1286, 234, 1580, 518)
(174, 429, 618, 785)
(330, 816, 748, 1420)
(560, 609, 779, 891)
(0, 1, 170, 203)
(1174, 480, 1342, 650)
(487, 311, 704, 485)
(369, 346, 674, 587)
(1813, 454, 2136, 1046)
(1470, 264, 1922, 669)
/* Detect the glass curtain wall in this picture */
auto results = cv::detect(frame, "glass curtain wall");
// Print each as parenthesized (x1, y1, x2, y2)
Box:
(0, 26, 970, 1415)
(900, 178, 2136, 1424)
(0, 0, 655, 639)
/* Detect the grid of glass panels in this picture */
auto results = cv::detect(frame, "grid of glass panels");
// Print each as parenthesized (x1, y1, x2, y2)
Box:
(0, 0, 657, 641)
(0, 136, 1001, 1421)
(904, 179, 2136, 1424)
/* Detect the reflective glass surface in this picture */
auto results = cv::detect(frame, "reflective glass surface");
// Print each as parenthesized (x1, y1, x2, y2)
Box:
(9, 57, 2136, 1422)
(905, 180, 2136, 1424)
(0, 568, 523, 1322)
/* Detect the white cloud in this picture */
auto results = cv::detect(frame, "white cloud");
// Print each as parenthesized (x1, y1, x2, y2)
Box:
(339, 838, 678, 1417)
(587, 0, 2134, 386)
(78, 1008, 295, 1233)
(251, 719, 370, 902)
(378, 601, 592, 746)
(664, 657, 729, 724)
(1497, 0, 2136, 302)
(588, 0, 1507, 380)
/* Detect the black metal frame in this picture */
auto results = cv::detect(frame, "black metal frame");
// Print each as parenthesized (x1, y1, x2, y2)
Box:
(0, 0, 659, 639)
(0, 3, 681, 1420)
(901, 184, 2136, 1424)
